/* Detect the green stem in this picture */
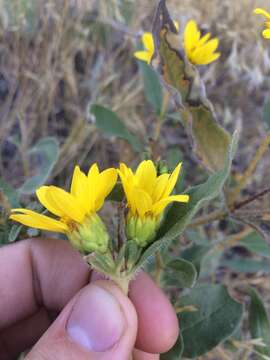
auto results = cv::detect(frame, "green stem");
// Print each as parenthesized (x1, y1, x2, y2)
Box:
(111, 276, 130, 295)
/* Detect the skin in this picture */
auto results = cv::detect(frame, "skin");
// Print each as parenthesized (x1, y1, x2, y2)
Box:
(0, 238, 179, 359)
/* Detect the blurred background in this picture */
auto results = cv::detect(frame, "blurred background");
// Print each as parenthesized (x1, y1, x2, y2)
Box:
(1, 0, 270, 358)
(0, 0, 269, 189)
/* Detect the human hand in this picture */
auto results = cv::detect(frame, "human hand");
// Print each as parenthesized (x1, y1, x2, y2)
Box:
(0, 238, 178, 359)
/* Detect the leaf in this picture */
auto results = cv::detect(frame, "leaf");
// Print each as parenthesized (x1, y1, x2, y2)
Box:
(200, 247, 224, 277)
(0, 178, 20, 207)
(90, 104, 142, 152)
(249, 287, 270, 357)
(134, 130, 238, 271)
(160, 332, 184, 360)
(8, 224, 22, 242)
(222, 257, 270, 273)
(263, 98, 270, 130)
(181, 244, 211, 273)
(163, 258, 197, 288)
(19, 137, 59, 194)
(151, 0, 231, 172)
(107, 182, 124, 202)
(179, 284, 244, 358)
(139, 62, 163, 114)
(239, 231, 270, 259)
(189, 106, 231, 172)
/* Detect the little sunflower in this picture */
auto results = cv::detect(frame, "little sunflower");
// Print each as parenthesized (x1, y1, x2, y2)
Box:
(118, 160, 189, 247)
(184, 20, 220, 65)
(10, 164, 117, 254)
(254, 8, 270, 39)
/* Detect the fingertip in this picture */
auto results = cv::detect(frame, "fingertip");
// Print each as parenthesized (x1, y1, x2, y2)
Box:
(129, 272, 179, 354)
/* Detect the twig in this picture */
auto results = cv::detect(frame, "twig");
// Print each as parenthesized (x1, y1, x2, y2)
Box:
(190, 186, 270, 229)
(229, 132, 270, 205)
(233, 186, 270, 210)
(188, 209, 227, 228)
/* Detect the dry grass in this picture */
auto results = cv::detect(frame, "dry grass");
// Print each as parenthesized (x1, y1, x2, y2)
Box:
(0, 0, 270, 359)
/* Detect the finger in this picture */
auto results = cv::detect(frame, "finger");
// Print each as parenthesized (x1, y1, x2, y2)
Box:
(27, 280, 137, 360)
(133, 349, 159, 360)
(0, 309, 50, 360)
(129, 272, 179, 354)
(0, 238, 90, 329)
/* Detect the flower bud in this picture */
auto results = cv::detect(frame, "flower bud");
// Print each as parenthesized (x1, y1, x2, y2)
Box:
(126, 213, 161, 247)
(68, 214, 109, 254)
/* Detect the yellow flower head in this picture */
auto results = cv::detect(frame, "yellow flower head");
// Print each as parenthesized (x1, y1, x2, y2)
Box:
(10, 164, 118, 253)
(118, 160, 189, 246)
(184, 20, 220, 65)
(134, 21, 179, 64)
(254, 8, 270, 39)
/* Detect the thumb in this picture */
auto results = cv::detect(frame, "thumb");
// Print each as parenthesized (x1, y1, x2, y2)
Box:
(26, 280, 138, 360)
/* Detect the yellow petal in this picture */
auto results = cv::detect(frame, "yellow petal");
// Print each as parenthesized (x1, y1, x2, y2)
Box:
(119, 163, 130, 177)
(152, 194, 189, 216)
(152, 173, 170, 202)
(184, 20, 201, 52)
(134, 50, 152, 64)
(254, 8, 270, 19)
(163, 163, 182, 198)
(71, 166, 84, 196)
(133, 188, 152, 218)
(263, 29, 270, 39)
(135, 160, 157, 194)
(71, 166, 90, 213)
(88, 163, 99, 180)
(10, 209, 68, 232)
(142, 32, 154, 53)
(118, 169, 136, 214)
(36, 186, 64, 217)
(94, 168, 118, 211)
(192, 38, 220, 65)
(197, 32, 211, 47)
(48, 186, 85, 223)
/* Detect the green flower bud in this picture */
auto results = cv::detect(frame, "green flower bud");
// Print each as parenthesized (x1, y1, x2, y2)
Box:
(126, 213, 161, 247)
(68, 214, 109, 254)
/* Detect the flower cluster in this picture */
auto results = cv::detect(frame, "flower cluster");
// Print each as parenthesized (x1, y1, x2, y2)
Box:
(134, 19, 220, 66)
(10, 161, 189, 254)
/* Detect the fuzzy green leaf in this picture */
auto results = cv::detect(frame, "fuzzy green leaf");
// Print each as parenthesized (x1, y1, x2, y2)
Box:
(179, 284, 243, 358)
(263, 98, 270, 130)
(139, 62, 163, 114)
(238, 231, 270, 259)
(8, 224, 22, 243)
(19, 137, 59, 194)
(249, 287, 270, 357)
(181, 244, 211, 274)
(90, 104, 142, 152)
(163, 258, 197, 288)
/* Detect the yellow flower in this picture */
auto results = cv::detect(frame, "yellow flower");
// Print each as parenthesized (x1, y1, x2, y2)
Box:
(118, 160, 189, 246)
(134, 21, 179, 64)
(10, 164, 118, 253)
(184, 20, 220, 65)
(254, 8, 270, 39)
